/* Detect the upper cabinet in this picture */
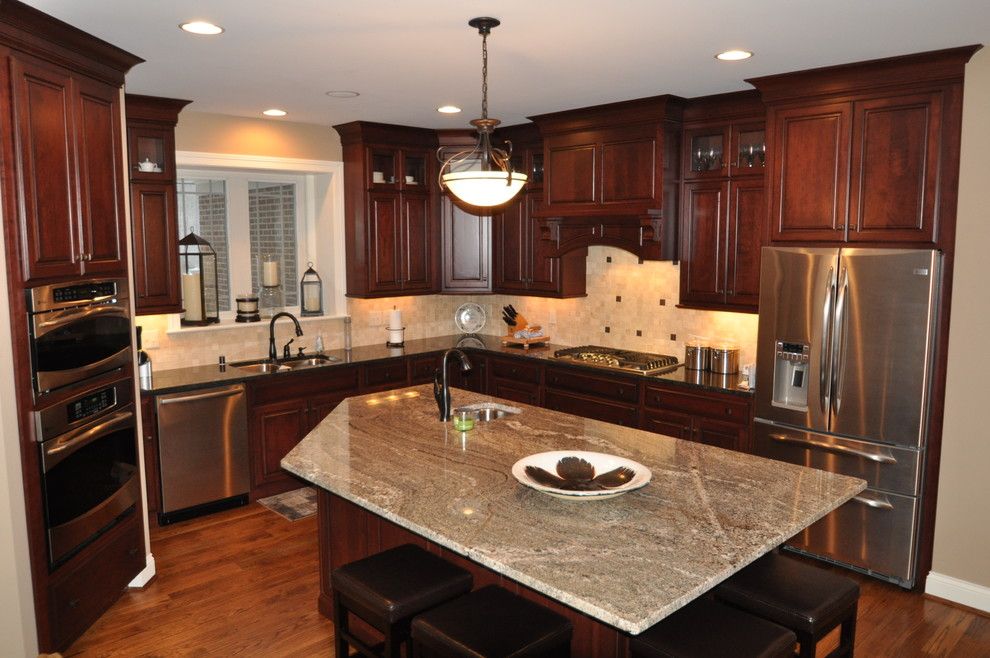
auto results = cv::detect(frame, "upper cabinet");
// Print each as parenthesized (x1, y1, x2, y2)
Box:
(437, 130, 491, 294)
(678, 91, 766, 313)
(125, 94, 191, 315)
(335, 122, 439, 298)
(10, 53, 131, 282)
(750, 46, 980, 248)
(529, 96, 684, 260)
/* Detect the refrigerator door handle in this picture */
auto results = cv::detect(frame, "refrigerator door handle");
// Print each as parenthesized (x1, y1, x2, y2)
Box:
(820, 266, 835, 415)
(832, 266, 850, 414)
(768, 432, 898, 464)
(852, 492, 895, 511)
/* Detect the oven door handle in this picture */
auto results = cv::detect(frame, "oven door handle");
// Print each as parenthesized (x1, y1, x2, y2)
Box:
(768, 432, 897, 464)
(35, 303, 128, 334)
(42, 410, 135, 471)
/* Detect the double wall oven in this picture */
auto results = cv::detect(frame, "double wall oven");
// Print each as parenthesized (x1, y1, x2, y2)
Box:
(28, 278, 138, 568)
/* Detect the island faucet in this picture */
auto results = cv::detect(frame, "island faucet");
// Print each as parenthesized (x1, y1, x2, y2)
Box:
(269, 312, 304, 361)
(435, 349, 472, 421)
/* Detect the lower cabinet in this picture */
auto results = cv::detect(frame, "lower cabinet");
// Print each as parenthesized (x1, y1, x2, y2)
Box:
(140, 395, 161, 517)
(642, 383, 751, 452)
(544, 365, 640, 427)
(545, 389, 639, 427)
(488, 355, 542, 406)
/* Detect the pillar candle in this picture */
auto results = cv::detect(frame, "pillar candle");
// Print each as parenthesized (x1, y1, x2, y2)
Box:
(182, 273, 203, 322)
(263, 260, 280, 287)
(303, 285, 320, 312)
(389, 308, 402, 330)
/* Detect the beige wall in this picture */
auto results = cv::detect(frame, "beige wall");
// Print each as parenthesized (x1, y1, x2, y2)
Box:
(175, 111, 342, 161)
(931, 49, 990, 588)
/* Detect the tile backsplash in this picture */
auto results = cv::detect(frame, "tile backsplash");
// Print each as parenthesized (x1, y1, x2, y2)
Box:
(139, 246, 758, 371)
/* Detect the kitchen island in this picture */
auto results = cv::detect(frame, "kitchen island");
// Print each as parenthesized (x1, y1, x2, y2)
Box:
(282, 385, 864, 655)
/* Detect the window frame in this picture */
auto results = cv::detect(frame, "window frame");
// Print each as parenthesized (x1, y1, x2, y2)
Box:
(166, 151, 346, 332)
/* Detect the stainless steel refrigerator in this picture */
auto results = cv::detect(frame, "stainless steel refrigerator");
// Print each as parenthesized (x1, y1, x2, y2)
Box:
(754, 246, 940, 587)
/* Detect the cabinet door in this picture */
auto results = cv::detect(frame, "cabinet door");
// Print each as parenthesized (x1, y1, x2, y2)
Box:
(600, 136, 657, 205)
(140, 396, 160, 517)
(441, 195, 490, 292)
(769, 102, 852, 242)
(74, 76, 126, 275)
(725, 178, 765, 309)
(10, 54, 81, 281)
(694, 417, 746, 452)
(401, 193, 433, 292)
(131, 183, 181, 314)
(490, 378, 541, 407)
(367, 192, 402, 293)
(545, 142, 597, 206)
(848, 92, 942, 244)
(684, 127, 729, 180)
(452, 356, 487, 393)
(309, 395, 346, 430)
(251, 398, 309, 488)
(680, 180, 728, 306)
(492, 194, 529, 292)
(545, 389, 639, 427)
(640, 409, 693, 440)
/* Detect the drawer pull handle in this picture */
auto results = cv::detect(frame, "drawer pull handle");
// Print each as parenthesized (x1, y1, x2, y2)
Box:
(68, 599, 79, 609)
(725, 408, 733, 415)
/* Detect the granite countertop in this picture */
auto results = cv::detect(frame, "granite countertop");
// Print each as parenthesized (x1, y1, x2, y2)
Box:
(281, 384, 864, 634)
(144, 334, 753, 397)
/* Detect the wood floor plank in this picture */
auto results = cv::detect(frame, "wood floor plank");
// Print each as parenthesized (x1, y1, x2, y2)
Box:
(64, 503, 989, 657)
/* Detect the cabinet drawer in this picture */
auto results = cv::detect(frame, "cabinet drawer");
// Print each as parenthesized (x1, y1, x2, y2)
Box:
(490, 378, 540, 406)
(641, 409, 693, 440)
(409, 354, 441, 384)
(545, 367, 639, 403)
(545, 390, 639, 427)
(251, 366, 359, 403)
(362, 359, 410, 390)
(49, 511, 144, 649)
(644, 385, 748, 424)
(488, 357, 541, 384)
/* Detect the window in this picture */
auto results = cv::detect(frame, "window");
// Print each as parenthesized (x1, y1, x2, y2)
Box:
(249, 181, 298, 306)
(176, 178, 232, 311)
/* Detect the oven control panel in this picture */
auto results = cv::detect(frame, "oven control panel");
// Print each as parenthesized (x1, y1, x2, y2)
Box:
(67, 387, 117, 424)
(52, 281, 117, 304)
(34, 378, 132, 443)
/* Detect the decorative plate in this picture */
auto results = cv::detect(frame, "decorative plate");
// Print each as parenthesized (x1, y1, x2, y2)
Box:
(511, 451, 652, 501)
(454, 302, 486, 334)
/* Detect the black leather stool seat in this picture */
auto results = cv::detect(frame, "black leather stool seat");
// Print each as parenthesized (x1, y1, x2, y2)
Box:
(411, 585, 573, 658)
(630, 598, 796, 658)
(714, 552, 859, 658)
(332, 543, 473, 657)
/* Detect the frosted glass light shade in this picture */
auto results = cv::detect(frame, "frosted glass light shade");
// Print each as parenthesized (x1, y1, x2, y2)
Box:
(442, 170, 527, 208)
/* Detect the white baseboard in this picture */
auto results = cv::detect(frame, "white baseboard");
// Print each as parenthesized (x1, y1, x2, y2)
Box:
(925, 571, 990, 613)
(127, 553, 156, 588)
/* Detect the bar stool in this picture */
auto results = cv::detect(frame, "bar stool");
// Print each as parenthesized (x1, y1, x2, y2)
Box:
(630, 597, 796, 658)
(331, 543, 473, 658)
(714, 552, 859, 658)
(411, 585, 573, 657)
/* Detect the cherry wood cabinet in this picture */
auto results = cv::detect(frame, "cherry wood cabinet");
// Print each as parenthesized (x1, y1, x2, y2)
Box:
(440, 193, 491, 292)
(750, 47, 977, 248)
(544, 365, 640, 427)
(642, 383, 751, 452)
(678, 92, 765, 312)
(10, 53, 129, 282)
(125, 94, 190, 315)
(336, 121, 439, 297)
(488, 355, 542, 406)
(140, 395, 161, 518)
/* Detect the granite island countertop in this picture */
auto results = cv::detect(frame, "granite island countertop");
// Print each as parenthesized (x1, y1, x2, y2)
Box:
(144, 334, 753, 397)
(281, 384, 864, 634)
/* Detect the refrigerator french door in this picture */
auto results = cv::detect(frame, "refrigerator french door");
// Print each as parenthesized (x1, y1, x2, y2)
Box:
(754, 247, 940, 587)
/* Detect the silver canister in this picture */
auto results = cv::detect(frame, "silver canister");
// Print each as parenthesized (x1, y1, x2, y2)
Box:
(709, 345, 740, 374)
(685, 343, 710, 370)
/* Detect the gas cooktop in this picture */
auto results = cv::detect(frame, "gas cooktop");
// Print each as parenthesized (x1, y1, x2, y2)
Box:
(552, 346, 681, 375)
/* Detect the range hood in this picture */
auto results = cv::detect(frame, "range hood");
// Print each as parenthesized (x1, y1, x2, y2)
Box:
(529, 94, 685, 261)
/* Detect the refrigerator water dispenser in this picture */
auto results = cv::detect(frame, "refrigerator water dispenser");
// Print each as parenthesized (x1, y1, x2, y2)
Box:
(772, 340, 810, 410)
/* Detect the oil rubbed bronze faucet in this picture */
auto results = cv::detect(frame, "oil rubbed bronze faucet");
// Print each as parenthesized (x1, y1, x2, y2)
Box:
(268, 312, 304, 361)
(435, 349, 472, 421)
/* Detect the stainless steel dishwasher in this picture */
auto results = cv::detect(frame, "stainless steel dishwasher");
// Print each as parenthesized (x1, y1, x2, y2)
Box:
(155, 383, 249, 524)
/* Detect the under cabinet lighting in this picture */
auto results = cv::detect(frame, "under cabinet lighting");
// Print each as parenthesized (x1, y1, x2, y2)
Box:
(437, 105, 462, 114)
(262, 109, 287, 117)
(716, 49, 753, 61)
(179, 21, 224, 35)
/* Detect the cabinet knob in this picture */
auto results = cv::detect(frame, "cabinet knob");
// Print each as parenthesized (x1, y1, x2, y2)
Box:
(617, 387, 624, 396)
(68, 598, 80, 609)
(654, 395, 661, 405)
(725, 407, 733, 416)
(128, 547, 139, 557)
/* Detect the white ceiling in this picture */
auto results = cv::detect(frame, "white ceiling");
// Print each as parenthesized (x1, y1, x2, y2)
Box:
(25, 1, 990, 129)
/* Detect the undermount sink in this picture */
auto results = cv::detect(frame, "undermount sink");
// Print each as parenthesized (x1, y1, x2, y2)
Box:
(283, 355, 341, 370)
(454, 402, 522, 423)
(232, 354, 341, 375)
(234, 362, 290, 374)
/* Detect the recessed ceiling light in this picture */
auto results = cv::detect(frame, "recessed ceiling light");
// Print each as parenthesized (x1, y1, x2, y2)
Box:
(437, 105, 462, 114)
(262, 109, 287, 117)
(716, 49, 753, 61)
(325, 90, 360, 99)
(179, 21, 224, 35)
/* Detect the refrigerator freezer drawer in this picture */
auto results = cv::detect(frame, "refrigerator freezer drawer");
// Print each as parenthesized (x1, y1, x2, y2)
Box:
(785, 488, 919, 586)
(755, 421, 922, 496)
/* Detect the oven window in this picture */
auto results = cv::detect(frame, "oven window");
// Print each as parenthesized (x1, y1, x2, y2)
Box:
(34, 313, 131, 372)
(42, 425, 137, 528)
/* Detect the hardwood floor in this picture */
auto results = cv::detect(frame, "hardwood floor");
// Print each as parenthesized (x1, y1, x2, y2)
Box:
(65, 503, 988, 657)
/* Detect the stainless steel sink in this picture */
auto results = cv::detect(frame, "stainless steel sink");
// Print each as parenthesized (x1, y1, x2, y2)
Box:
(234, 362, 290, 374)
(283, 355, 341, 370)
(454, 403, 522, 423)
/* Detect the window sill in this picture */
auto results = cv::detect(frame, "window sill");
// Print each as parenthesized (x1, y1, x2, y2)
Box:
(165, 313, 347, 336)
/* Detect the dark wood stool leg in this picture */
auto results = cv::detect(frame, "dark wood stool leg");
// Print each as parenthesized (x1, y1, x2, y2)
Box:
(333, 590, 350, 658)
(797, 630, 815, 658)
(833, 601, 858, 658)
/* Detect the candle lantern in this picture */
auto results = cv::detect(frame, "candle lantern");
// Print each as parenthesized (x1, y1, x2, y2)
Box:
(178, 232, 220, 326)
(300, 262, 324, 317)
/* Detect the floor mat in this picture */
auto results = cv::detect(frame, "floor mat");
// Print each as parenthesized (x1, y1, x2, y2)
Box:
(257, 486, 317, 521)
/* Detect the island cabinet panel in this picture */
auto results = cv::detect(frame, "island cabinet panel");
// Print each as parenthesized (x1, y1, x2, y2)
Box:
(642, 383, 751, 452)
(318, 490, 626, 658)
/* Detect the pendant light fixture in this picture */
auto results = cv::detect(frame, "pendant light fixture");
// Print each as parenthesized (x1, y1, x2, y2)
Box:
(437, 17, 526, 208)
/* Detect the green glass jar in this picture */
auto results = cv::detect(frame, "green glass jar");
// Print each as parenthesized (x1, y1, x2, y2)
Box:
(452, 410, 475, 432)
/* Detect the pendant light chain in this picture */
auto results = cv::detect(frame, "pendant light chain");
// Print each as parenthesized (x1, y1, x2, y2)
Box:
(480, 31, 489, 120)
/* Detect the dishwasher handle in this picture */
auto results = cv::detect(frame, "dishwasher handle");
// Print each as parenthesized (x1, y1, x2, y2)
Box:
(158, 385, 244, 406)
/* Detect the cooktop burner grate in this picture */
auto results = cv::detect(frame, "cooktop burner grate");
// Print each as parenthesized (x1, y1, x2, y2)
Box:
(552, 345, 680, 375)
